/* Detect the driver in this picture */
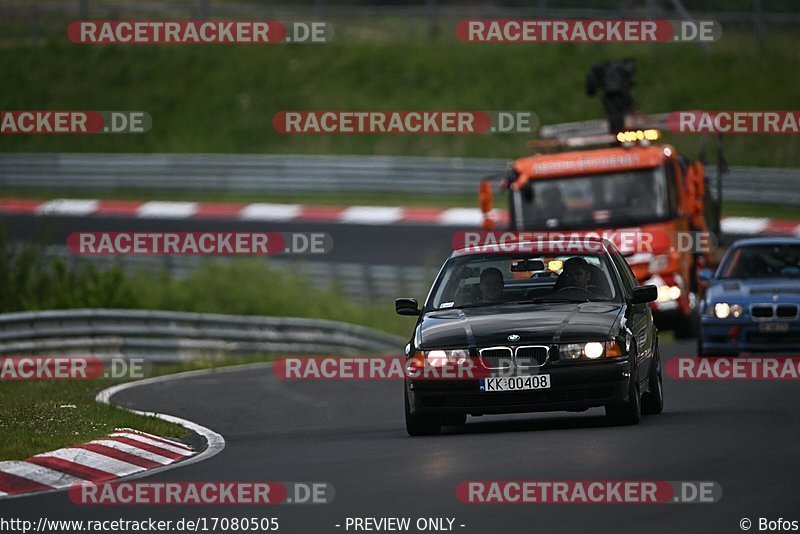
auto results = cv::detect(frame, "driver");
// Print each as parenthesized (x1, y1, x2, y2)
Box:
(479, 268, 505, 303)
(554, 257, 591, 290)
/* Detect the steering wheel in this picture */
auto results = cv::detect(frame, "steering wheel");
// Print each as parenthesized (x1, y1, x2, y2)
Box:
(555, 286, 595, 296)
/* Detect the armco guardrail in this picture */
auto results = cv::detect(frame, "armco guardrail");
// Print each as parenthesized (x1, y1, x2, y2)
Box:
(42, 245, 435, 304)
(0, 153, 797, 205)
(0, 309, 406, 361)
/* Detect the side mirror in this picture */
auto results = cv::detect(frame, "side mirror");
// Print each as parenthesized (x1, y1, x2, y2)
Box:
(698, 268, 714, 282)
(395, 298, 421, 316)
(631, 285, 658, 304)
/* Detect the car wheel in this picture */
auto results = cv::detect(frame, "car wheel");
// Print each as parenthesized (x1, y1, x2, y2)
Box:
(405, 388, 441, 436)
(605, 376, 642, 426)
(642, 345, 664, 415)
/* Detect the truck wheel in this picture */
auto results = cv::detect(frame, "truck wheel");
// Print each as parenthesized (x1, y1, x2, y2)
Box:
(405, 389, 441, 436)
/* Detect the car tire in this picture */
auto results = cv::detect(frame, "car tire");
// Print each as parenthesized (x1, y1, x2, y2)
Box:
(642, 344, 664, 415)
(405, 388, 441, 436)
(605, 376, 642, 426)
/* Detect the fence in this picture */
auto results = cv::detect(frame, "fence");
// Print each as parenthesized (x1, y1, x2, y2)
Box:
(1, 153, 798, 205)
(0, 308, 406, 361)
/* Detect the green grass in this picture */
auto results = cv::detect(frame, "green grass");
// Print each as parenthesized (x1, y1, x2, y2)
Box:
(1, 33, 799, 166)
(0, 356, 278, 460)
(721, 202, 800, 220)
(0, 372, 186, 460)
(0, 239, 416, 460)
(0, 240, 415, 336)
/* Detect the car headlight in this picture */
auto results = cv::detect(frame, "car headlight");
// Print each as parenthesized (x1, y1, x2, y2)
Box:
(656, 285, 682, 302)
(711, 303, 742, 319)
(558, 341, 623, 361)
(423, 349, 468, 367)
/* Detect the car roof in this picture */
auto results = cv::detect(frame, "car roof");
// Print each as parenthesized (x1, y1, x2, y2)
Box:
(451, 238, 616, 258)
(729, 236, 800, 249)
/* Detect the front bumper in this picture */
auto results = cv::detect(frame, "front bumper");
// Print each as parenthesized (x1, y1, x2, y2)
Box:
(407, 360, 631, 416)
(700, 318, 800, 353)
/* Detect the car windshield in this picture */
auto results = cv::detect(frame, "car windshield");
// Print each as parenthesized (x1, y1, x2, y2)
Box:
(428, 252, 620, 310)
(519, 167, 671, 230)
(720, 244, 800, 279)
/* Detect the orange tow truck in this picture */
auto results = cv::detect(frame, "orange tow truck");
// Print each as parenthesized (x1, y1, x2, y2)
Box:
(478, 62, 725, 337)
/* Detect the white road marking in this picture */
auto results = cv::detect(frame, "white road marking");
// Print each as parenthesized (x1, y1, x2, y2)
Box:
(87, 440, 174, 465)
(36, 448, 145, 477)
(0, 461, 86, 487)
(239, 203, 301, 221)
(109, 433, 193, 456)
(721, 217, 769, 235)
(439, 208, 484, 227)
(137, 201, 198, 219)
(37, 199, 99, 216)
(340, 206, 403, 225)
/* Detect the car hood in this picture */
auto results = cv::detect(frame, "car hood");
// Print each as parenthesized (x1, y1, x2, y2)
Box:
(417, 302, 623, 349)
(707, 278, 800, 303)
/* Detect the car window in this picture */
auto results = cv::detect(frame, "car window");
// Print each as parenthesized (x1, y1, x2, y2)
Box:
(720, 244, 800, 279)
(428, 252, 620, 310)
(609, 250, 637, 298)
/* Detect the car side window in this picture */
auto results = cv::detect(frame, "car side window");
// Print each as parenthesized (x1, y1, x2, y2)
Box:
(610, 252, 636, 298)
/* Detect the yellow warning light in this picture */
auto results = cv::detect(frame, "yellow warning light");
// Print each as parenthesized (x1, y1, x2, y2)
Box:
(616, 129, 661, 143)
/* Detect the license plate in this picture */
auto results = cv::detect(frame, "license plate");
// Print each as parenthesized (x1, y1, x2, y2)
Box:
(758, 322, 790, 333)
(480, 375, 551, 392)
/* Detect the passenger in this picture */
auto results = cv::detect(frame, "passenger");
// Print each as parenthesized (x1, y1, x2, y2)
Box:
(479, 268, 505, 303)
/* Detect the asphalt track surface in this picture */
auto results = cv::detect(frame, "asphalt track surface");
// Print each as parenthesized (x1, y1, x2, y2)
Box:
(3, 341, 800, 533)
(0, 214, 458, 266)
(0, 213, 746, 268)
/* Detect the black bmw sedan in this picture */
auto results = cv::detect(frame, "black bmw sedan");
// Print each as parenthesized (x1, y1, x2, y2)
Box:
(396, 238, 662, 436)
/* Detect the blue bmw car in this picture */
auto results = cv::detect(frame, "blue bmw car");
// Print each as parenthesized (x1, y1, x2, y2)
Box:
(698, 237, 800, 356)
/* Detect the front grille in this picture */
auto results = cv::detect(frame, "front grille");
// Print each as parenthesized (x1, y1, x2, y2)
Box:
(776, 304, 799, 318)
(752, 305, 773, 318)
(515, 345, 549, 367)
(479, 347, 513, 369)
